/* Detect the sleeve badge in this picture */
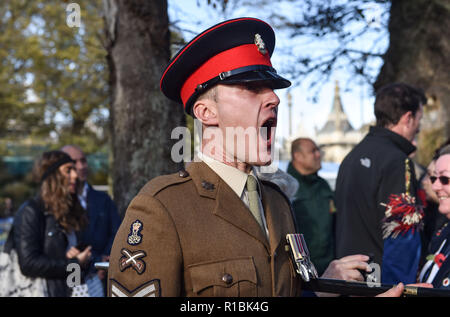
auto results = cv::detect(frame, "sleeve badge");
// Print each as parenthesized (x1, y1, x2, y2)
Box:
(109, 279, 160, 297)
(119, 248, 147, 274)
(127, 220, 143, 245)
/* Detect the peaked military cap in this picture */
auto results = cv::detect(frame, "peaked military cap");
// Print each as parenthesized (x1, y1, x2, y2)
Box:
(160, 17, 291, 115)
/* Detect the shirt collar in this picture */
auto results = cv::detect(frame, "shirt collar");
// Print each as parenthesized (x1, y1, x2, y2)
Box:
(80, 182, 89, 200)
(197, 152, 258, 198)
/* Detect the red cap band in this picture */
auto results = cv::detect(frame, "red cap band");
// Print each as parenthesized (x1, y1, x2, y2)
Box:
(180, 44, 272, 107)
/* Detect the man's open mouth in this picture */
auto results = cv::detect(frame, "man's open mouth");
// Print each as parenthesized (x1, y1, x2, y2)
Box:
(260, 117, 276, 145)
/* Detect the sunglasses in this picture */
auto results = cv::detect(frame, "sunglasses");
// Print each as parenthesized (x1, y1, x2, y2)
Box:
(430, 176, 450, 185)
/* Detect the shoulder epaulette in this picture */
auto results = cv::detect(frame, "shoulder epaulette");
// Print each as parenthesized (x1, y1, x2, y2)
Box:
(138, 169, 192, 197)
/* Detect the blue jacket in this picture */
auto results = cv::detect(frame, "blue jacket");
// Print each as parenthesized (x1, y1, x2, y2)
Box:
(79, 185, 121, 268)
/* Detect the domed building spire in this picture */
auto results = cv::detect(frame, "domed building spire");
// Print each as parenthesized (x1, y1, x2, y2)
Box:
(318, 80, 353, 134)
(316, 80, 364, 164)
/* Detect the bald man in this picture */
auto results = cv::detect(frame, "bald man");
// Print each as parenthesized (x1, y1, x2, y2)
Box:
(287, 138, 335, 275)
(61, 145, 121, 296)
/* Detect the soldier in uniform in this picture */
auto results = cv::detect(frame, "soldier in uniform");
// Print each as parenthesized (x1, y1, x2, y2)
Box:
(107, 18, 404, 297)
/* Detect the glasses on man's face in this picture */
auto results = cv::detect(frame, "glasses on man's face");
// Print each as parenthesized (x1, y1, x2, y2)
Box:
(430, 176, 450, 185)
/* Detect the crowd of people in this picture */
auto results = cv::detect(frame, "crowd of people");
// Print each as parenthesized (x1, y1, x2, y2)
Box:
(287, 85, 450, 291)
(2, 146, 120, 297)
(1, 17, 449, 298)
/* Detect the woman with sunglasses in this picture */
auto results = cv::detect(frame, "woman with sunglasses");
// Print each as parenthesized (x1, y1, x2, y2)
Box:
(419, 145, 450, 289)
(9, 151, 92, 296)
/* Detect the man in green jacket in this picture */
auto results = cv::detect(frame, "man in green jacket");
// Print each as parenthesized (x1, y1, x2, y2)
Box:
(287, 138, 335, 275)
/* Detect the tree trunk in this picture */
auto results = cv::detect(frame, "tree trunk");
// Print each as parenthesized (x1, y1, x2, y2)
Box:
(374, 0, 450, 162)
(103, 0, 185, 216)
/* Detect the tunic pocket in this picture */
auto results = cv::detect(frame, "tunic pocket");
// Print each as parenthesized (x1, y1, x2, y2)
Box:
(188, 256, 258, 297)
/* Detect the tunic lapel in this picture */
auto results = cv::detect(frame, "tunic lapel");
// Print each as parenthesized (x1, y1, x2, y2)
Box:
(260, 182, 286, 255)
(188, 162, 270, 250)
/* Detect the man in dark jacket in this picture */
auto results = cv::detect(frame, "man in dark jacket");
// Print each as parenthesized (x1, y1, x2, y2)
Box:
(335, 83, 426, 284)
(287, 138, 335, 275)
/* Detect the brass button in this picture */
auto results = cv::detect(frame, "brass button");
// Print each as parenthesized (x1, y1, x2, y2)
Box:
(178, 169, 189, 178)
(221, 273, 233, 285)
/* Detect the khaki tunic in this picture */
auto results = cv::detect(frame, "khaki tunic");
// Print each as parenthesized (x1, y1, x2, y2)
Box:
(107, 162, 301, 297)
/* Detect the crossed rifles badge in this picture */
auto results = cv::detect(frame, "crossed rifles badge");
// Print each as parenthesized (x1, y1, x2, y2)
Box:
(119, 248, 147, 275)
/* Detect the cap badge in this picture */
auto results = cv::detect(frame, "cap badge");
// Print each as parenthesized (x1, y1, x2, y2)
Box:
(254, 33, 267, 55)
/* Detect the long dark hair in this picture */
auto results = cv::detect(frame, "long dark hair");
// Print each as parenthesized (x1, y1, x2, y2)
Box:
(33, 151, 87, 232)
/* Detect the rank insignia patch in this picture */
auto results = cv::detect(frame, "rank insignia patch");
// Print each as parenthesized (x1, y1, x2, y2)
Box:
(109, 279, 160, 297)
(119, 248, 147, 274)
(127, 220, 143, 245)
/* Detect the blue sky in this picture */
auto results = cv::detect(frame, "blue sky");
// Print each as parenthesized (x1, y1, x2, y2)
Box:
(167, 0, 390, 140)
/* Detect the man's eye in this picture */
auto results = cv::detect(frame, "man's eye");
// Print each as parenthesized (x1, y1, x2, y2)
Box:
(244, 83, 263, 92)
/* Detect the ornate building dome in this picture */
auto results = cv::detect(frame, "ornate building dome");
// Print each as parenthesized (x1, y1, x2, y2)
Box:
(316, 81, 365, 163)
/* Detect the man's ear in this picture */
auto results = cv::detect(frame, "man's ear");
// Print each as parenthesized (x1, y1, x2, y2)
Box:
(389, 111, 412, 139)
(400, 111, 413, 125)
(293, 151, 303, 162)
(192, 99, 219, 126)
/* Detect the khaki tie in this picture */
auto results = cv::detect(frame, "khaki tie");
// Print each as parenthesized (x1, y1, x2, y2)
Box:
(246, 175, 265, 233)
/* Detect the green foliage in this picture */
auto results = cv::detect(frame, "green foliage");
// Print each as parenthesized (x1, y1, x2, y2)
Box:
(0, 0, 111, 206)
(0, 0, 108, 148)
(29, 0, 109, 143)
(0, 158, 36, 215)
(0, 1, 47, 139)
(417, 128, 447, 166)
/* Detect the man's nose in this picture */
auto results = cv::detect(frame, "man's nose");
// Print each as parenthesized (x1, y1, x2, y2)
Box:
(270, 91, 280, 106)
(265, 90, 280, 111)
